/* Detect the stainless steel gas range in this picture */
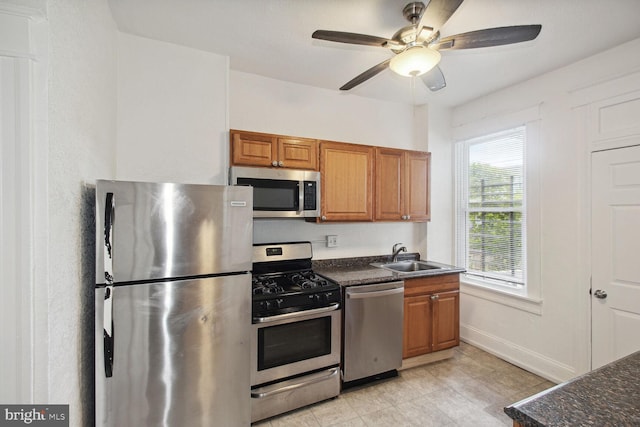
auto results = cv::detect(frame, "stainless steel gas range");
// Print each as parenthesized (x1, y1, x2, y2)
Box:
(250, 242, 341, 423)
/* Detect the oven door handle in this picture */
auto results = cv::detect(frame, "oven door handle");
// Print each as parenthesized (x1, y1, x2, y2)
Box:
(251, 367, 339, 398)
(252, 303, 340, 324)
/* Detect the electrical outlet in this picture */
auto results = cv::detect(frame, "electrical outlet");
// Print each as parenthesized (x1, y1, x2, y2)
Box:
(326, 235, 338, 248)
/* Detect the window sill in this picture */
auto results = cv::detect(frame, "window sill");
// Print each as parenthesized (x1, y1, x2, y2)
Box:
(460, 275, 543, 315)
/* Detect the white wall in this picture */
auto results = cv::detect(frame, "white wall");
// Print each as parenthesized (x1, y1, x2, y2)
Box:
(230, 71, 431, 259)
(450, 37, 640, 382)
(47, 0, 118, 424)
(425, 104, 454, 264)
(116, 33, 229, 184)
(0, 4, 41, 405)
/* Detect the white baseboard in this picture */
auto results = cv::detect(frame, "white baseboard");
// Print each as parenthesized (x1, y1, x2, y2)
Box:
(460, 324, 577, 384)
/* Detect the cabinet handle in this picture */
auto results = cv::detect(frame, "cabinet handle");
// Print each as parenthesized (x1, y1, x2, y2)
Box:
(278, 161, 284, 167)
(321, 215, 327, 221)
(407, 215, 411, 220)
(401, 215, 407, 220)
(430, 294, 439, 301)
(271, 161, 278, 167)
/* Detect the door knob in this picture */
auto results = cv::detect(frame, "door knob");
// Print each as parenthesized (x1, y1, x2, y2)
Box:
(593, 289, 608, 299)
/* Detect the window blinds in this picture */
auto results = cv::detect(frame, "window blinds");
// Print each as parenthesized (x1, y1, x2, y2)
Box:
(456, 126, 526, 287)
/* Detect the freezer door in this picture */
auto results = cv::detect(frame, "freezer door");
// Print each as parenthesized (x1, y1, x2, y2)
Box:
(95, 274, 251, 426)
(95, 180, 253, 285)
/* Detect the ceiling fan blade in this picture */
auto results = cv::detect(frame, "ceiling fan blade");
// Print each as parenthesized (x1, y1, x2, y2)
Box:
(312, 30, 391, 47)
(432, 25, 542, 50)
(418, 0, 464, 34)
(421, 65, 446, 92)
(340, 58, 391, 91)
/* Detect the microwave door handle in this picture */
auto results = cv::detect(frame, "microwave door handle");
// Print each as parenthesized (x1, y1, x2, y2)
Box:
(298, 180, 304, 214)
(103, 192, 115, 378)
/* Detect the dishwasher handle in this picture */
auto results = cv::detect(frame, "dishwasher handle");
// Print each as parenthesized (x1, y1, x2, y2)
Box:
(347, 285, 404, 299)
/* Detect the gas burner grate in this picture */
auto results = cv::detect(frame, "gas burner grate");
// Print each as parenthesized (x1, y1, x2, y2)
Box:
(285, 272, 330, 288)
(252, 283, 285, 295)
(252, 276, 285, 295)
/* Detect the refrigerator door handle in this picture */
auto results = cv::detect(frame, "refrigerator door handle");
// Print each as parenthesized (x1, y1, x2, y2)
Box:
(103, 192, 115, 377)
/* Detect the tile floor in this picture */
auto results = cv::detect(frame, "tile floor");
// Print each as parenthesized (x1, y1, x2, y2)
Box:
(253, 342, 555, 426)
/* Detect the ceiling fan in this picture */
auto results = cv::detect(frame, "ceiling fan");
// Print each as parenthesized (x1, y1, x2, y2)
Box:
(312, 0, 541, 92)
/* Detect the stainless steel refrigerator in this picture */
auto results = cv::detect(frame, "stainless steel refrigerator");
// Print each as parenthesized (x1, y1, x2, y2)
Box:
(94, 180, 253, 426)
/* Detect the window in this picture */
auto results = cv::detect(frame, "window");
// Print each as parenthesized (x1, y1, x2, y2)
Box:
(455, 126, 526, 288)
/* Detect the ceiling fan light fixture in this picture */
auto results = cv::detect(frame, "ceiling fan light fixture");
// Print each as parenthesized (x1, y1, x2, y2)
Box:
(389, 46, 441, 77)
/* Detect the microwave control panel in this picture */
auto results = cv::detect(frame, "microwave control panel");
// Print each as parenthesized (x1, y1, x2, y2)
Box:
(303, 181, 317, 210)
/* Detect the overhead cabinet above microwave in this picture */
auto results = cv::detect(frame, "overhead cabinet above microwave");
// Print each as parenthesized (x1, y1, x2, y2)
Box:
(230, 129, 318, 170)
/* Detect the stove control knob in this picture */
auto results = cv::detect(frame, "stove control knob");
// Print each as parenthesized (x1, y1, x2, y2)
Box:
(314, 293, 328, 303)
(275, 298, 284, 309)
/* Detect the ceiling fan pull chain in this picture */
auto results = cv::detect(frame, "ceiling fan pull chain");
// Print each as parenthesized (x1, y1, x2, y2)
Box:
(410, 75, 416, 105)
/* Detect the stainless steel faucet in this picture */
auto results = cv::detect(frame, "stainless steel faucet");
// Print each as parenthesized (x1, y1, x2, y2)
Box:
(391, 243, 407, 262)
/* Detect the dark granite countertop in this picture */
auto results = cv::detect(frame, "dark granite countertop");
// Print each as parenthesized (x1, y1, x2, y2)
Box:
(504, 350, 640, 426)
(312, 253, 465, 287)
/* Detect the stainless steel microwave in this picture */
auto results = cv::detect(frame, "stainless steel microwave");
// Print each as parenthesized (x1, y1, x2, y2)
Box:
(229, 166, 320, 218)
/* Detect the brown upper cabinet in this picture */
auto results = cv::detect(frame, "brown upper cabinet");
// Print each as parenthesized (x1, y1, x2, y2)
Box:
(230, 129, 318, 170)
(375, 148, 431, 222)
(319, 141, 374, 221)
(230, 129, 430, 222)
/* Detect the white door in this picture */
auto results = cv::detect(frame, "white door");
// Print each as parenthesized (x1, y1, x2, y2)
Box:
(591, 145, 640, 369)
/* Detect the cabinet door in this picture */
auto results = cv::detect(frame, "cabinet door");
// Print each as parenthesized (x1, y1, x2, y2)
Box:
(403, 295, 432, 358)
(320, 141, 374, 221)
(278, 137, 318, 170)
(375, 148, 403, 221)
(432, 291, 460, 352)
(231, 130, 276, 167)
(404, 151, 431, 221)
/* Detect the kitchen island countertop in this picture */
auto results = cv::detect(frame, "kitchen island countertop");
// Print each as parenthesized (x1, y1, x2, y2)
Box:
(504, 350, 640, 426)
(313, 254, 465, 287)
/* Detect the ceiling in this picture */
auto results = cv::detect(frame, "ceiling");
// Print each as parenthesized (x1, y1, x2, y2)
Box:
(108, 0, 640, 107)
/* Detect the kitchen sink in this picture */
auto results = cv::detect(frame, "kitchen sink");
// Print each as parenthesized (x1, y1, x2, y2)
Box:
(372, 260, 450, 274)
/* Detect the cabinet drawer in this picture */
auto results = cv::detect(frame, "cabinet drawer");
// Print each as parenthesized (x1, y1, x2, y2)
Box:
(404, 274, 460, 297)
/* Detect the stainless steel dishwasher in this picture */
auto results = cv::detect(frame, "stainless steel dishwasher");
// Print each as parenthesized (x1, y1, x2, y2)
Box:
(342, 281, 404, 384)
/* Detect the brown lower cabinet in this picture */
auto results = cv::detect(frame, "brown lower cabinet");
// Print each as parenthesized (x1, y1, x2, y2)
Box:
(403, 274, 460, 359)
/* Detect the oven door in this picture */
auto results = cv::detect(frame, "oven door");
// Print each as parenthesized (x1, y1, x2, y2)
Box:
(251, 306, 341, 387)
